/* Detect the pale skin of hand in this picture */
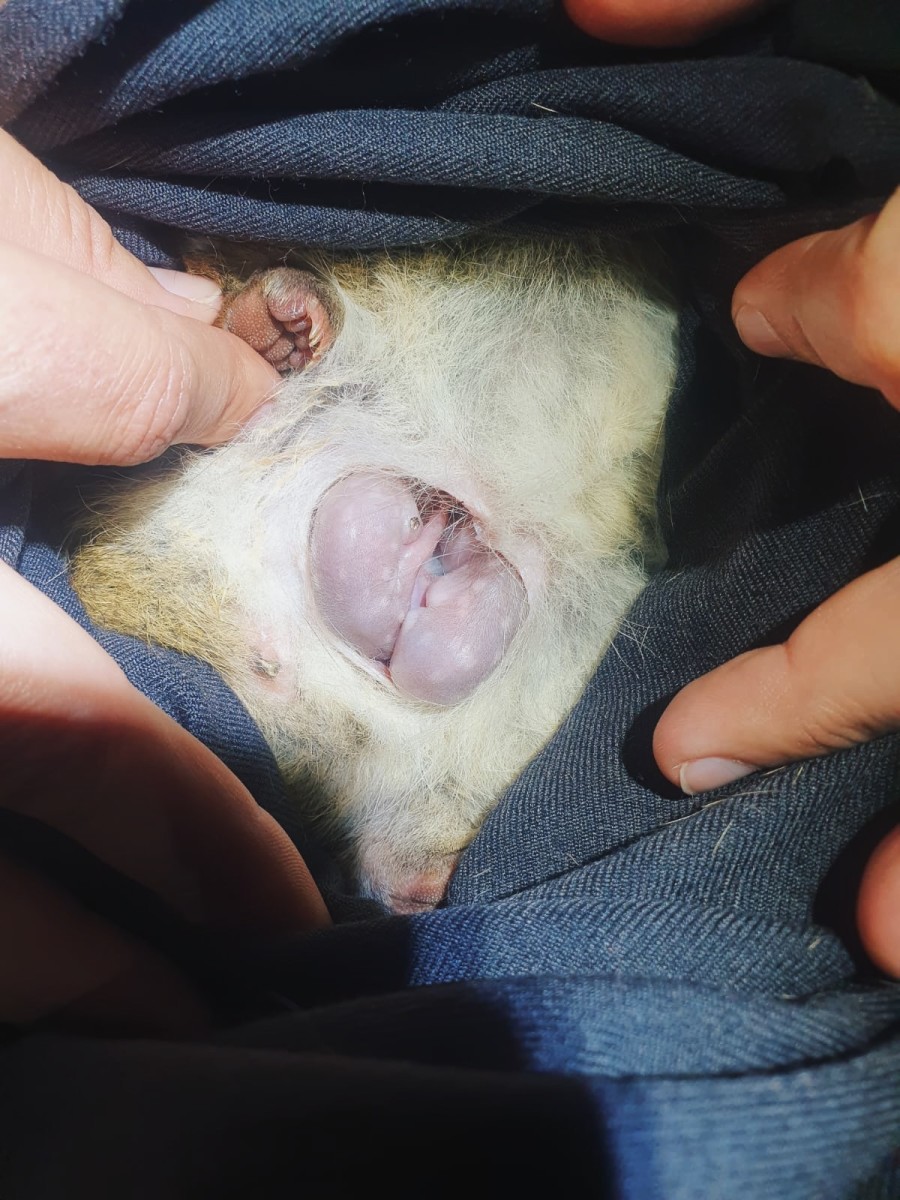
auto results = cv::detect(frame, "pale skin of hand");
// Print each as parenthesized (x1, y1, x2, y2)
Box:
(0, 129, 280, 462)
(567, 0, 900, 976)
(0, 130, 328, 1034)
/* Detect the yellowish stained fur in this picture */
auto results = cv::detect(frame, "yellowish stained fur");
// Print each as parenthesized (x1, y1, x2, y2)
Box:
(71, 238, 678, 905)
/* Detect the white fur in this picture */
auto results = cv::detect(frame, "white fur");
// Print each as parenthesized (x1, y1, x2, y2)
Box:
(72, 238, 678, 907)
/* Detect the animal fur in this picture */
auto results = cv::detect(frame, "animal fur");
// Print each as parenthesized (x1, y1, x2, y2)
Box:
(70, 237, 678, 910)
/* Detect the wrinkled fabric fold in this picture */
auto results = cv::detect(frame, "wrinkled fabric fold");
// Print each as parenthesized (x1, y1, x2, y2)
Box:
(0, 0, 899, 1195)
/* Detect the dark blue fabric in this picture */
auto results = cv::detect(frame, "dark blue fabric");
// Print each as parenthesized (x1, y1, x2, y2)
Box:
(1, 1, 900, 1195)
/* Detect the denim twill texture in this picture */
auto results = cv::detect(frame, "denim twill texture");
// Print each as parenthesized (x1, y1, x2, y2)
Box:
(0, 1, 899, 1195)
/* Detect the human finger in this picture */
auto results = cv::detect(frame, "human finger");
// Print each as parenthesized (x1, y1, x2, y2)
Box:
(857, 824, 900, 977)
(0, 561, 330, 934)
(732, 189, 900, 409)
(0, 850, 209, 1033)
(0, 128, 221, 322)
(652, 558, 900, 794)
(563, 0, 768, 46)
(0, 239, 279, 463)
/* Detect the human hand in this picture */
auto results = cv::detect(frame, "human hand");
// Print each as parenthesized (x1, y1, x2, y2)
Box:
(0, 131, 327, 1033)
(0, 129, 279, 463)
(563, 0, 768, 47)
(566, 0, 900, 977)
(653, 191, 900, 977)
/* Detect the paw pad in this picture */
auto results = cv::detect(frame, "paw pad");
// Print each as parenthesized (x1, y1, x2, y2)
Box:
(223, 267, 333, 372)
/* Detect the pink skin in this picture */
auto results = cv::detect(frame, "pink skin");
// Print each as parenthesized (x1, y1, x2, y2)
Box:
(310, 472, 527, 705)
(370, 852, 463, 915)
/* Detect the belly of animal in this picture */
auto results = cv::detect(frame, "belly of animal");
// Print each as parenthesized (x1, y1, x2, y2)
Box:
(70, 238, 678, 912)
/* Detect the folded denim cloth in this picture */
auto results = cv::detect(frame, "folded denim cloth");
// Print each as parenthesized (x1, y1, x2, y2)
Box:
(0, 2, 898, 1195)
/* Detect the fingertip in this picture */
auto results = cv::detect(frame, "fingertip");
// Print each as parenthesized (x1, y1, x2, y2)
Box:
(174, 323, 282, 448)
(857, 823, 900, 978)
(733, 305, 793, 358)
(652, 678, 712, 789)
(563, 0, 766, 46)
(225, 797, 332, 933)
(651, 668, 730, 788)
(651, 705, 688, 789)
(148, 267, 223, 324)
(220, 335, 283, 439)
(731, 212, 900, 386)
(651, 645, 787, 791)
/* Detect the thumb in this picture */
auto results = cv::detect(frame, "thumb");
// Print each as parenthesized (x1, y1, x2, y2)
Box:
(0, 129, 222, 324)
(653, 558, 900, 794)
(858, 823, 900, 977)
(732, 189, 900, 409)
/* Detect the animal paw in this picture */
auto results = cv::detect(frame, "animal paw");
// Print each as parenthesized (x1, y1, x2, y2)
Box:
(222, 267, 334, 372)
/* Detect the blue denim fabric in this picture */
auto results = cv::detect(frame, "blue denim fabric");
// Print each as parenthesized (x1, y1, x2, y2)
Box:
(0, 1, 899, 1195)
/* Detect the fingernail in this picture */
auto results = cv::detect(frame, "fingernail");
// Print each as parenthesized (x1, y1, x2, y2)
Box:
(733, 305, 791, 357)
(679, 757, 755, 796)
(148, 266, 222, 306)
